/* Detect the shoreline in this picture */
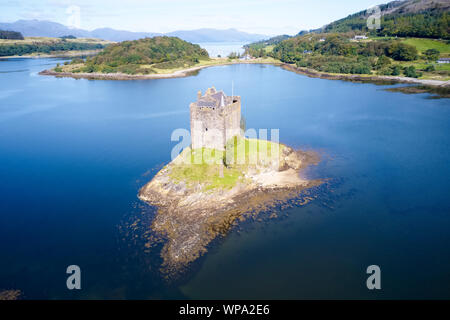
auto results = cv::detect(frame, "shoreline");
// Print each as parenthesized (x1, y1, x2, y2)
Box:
(281, 64, 450, 88)
(38, 59, 283, 80)
(39, 59, 449, 89)
(0, 49, 103, 60)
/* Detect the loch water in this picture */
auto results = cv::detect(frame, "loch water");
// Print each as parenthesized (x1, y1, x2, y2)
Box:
(0, 57, 449, 299)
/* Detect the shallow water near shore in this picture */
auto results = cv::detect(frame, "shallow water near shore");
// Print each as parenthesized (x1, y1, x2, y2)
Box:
(0, 58, 450, 299)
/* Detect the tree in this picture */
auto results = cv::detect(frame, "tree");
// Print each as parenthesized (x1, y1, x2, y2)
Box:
(423, 49, 440, 62)
(387, 43, 418, 61)
(404, 65, 421, 78)
(391, 65, 401, 76)
(424, 64, 435, 72)
(0, 30, 24, 40)
(228, 52, 240, 59)
(375, 55, 391, 69)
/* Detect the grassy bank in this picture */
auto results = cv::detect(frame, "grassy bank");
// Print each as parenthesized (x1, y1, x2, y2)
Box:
(168, 138, 285, 191)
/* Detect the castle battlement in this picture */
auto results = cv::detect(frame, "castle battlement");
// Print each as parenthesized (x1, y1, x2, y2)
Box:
(190, 87, 241, 150)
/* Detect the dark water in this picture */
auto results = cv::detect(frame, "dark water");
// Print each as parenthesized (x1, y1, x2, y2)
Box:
(0, 58, 449, 299)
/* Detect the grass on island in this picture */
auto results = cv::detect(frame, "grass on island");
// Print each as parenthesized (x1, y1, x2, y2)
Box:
(225, 136, 283, 168)
(168, 147, 242, 191)
(168, 137, 285, 191)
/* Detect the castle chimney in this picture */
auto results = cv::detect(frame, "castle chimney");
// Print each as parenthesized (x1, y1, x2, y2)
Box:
(197, 90, 202, 100)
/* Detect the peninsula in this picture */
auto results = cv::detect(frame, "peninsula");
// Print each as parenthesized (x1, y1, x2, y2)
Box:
(37, 0, 449, 97)
(38, 35, 279, 80)
(138, 87, 321, 274)
(0, 36, 110, 58)
(38, 34, 449, 98)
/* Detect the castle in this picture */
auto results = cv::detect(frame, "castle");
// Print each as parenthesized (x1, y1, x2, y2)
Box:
(190, 87, 241, 151)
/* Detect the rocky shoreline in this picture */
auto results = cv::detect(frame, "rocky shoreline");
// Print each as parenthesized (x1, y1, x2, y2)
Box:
(39, 65, 208, 80)
(282, 64, 450, 88)
(138, 145, 321, 275)
(38, 59, 283, 80)
(0, 289, 21, 300)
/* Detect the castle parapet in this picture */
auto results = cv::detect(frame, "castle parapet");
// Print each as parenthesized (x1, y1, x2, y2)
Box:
(190, 87, 241, 151)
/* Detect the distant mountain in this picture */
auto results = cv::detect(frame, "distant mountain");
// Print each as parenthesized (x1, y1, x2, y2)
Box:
(167, 28, 267, 43)
(0, 20, 91, 38)
(88, 28, 160, 42)
(0, 20, 267, 43)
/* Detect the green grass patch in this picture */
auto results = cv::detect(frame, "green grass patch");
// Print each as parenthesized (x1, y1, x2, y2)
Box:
(264, 45, 275, 53)
(436, 63, 450, 71)
(225, 136, 283, 167)
(402, 38, 450, 55)
(167, 138, 284, 191)
(169, 148, 242, 191)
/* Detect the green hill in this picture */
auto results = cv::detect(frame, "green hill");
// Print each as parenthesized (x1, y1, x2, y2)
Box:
(244, 35, 291, 57)
(269, 32, 450, 79)
(242, 0, 449, 81)
(323, 0, 449, 39)
(72, 36, 209, 75)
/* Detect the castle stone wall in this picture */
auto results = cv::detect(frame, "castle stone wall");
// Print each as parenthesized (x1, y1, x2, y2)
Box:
(190, 95, 241, 151)
(224, 97, 241, 143)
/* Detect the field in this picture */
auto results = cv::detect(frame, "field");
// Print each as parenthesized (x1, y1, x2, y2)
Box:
(401, 38, 450, 56)
(350, 36, 450, 80)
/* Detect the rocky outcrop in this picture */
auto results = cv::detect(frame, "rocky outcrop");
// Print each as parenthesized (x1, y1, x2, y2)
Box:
(138, 146, 320, 275)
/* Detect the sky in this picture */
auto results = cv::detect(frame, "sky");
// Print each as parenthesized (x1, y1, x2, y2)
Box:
(1, 0, 389, 35)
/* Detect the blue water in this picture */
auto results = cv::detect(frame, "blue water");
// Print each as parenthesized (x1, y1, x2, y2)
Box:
(0, 58, 449, 299)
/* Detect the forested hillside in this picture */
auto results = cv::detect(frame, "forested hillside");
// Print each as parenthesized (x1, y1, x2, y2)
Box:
(0, 40, 105, 56)
(66, 36, 210, 75)
(323, 0, 449, 39)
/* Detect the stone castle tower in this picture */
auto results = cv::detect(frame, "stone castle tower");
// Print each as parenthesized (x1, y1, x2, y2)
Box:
(190, 87, 241, 151)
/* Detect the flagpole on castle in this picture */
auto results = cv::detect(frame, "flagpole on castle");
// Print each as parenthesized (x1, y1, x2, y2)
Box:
(231, 80, 234, 99)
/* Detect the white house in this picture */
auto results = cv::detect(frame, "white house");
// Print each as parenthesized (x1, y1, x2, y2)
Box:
(437, 58, 450, 64)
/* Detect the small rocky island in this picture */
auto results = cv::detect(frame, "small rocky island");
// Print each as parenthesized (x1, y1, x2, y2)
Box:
(138, 87, 321, 274)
